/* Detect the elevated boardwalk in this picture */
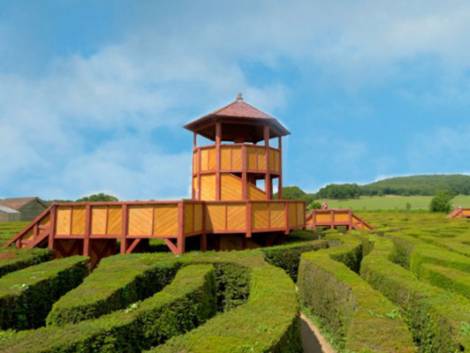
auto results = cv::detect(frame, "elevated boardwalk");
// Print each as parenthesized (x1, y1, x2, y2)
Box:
(305, 209, 372, 230)
(5, 200, 305, 259)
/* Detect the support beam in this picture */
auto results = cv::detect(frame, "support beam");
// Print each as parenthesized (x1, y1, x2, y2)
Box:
(264, 126, 272, 200)
(215, 122, 222, 200)
(120, 204, 128, 254)
(176, 201, 185, 254)
(48, 205, 57, 251)
(278, 137, 283, 199)
(126, 238, 141, 254)
(83, 204, 91, 256)
(242, 144, 248, 200)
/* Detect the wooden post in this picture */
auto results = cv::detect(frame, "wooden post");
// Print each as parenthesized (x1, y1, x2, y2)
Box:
(264, 126, 271, 200)
(120, 204, 128, 254)
(83, 204, 91, 256)
(192, 132, 197, 199)
(48, 205, 57, 250)
(215, 122, 222, 201)
(200, 203, 207, 251)
(197, 148, 202, 200)
(177, 201, 185, 254)
(348, 210, 353, 230)
(246, 202, 252, 238)
(278, 137, 283, 199)
(242, 144, 248, 200)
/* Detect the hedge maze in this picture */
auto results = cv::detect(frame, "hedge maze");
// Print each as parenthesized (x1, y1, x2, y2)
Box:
(0, 215, 470, 353)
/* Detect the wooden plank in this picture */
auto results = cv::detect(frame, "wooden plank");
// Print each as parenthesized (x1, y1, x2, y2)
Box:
(154, 205, 178, 236)
(206, 204, 225, 231)
(184, 203, 194, 234)
(107, 207, 122, 235)
(128, 206, 153, 236)
(253, 202, 269, 229)
(56, 207, 72, 235)
(71, 206, 86, 235)
(227, 204, 246, 230)
(200, 174, 216, 200)
(91, 207, 107, 235)
(270, 203, 286, 228)
(221, 174, 243, 200)
(194, 203, 203, 232)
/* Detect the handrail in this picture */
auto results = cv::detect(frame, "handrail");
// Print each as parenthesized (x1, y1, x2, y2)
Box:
(4, 205, 53, 247)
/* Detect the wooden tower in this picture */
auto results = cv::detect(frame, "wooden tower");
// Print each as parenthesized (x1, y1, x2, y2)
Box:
(186, 94, 289, 203)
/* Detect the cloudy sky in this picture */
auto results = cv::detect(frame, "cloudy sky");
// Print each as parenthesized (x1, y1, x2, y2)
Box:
(1, 1, 470, 200)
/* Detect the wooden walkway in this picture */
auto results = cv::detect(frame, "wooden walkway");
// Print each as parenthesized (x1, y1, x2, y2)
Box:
(5, 200, 305, 260)
(305, 209, 372, 230)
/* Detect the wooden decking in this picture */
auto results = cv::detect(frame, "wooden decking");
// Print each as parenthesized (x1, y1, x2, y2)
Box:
(305, 209, 372, 230)
(5, 200, 305, 259)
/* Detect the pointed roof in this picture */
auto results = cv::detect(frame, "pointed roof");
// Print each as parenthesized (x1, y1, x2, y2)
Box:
(0, 197, 47, 211)
(184, 94, 290, 142)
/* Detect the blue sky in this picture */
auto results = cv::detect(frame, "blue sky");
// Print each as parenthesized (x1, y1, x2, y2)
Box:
(2, 1, 470, 200)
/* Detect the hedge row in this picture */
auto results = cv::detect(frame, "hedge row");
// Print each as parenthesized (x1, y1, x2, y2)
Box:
(0, 256, 89, 330)
(0, 249, 301, 353)
(0, 264, 217, 353)
(150, 260, 301, 353)
(391, 235, 470, 274)
(361, 235, 470, 352)
(420, 263, 470, 300)
(262, 239, 328, 281)
(298, 235, 416, 353)
(0, 248, 51, 278)
(47, 253, 178, 325)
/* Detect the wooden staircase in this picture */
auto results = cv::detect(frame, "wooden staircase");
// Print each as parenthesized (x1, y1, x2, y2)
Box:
(4, 206, 52, 249)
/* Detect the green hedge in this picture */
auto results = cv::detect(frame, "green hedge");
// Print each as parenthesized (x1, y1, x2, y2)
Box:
(298, 235, 416, 353)
(419, 263, 470, 300)
(0, 256, 89, 330)
(0, 248, 51, 278)
(47, 253, 178, 325)
(150, 261, 301, 353)
(262, 239, 328, 281)
(391, 235, 470, 274)
(361, 235, 470, 352)
(0, 264, 217, 353)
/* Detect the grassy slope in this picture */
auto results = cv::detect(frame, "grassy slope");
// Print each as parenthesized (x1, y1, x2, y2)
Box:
(321, 195, 470, 211)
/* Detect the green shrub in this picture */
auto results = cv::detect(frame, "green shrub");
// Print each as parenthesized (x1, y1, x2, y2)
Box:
(47, 253, 178, 325)
(151, 262, 301, 353)
(0, 264, 216, 353)
(213, 263, 249, 312)
(262, 239, 328, 281)
(429, 191, 454, 212)
(0, 248, 51, 278)
(361, 236, 470, 352)
(0, 256, 89, 330)
(298, 235, 416, 353)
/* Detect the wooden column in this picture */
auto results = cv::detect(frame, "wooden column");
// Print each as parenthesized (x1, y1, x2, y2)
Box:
(48, 205, 57, 250)
(264, 126, 272, 200)
(177, 201, 185, 254)
(278, 137, 283, 199)
(242, 144, 248, 200)
(215, 122, 222, 201)
(197, 148, 202, 200)
(192, 133, 197, 199)
(246, 202, 252, 238)
(120, 204, 128, 254)
(83, 204, 91, 256)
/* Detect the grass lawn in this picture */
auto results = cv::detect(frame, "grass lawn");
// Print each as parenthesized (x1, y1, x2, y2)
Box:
(321, 195, 470, 211)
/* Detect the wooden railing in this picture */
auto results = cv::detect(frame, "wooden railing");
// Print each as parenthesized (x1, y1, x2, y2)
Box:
(306, 209, 372, 230)
(193, 144, 281, 175)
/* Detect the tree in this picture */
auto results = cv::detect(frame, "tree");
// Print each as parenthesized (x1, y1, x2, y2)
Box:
(429, 191, 455, 213)
(77, 193, 119, 202)
(307, 200, 321, 210)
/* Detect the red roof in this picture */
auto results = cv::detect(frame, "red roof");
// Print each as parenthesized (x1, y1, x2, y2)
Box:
(184, 94, 289, 142)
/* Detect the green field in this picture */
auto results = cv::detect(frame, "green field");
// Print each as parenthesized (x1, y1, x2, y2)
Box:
(321, 194, 470, 211)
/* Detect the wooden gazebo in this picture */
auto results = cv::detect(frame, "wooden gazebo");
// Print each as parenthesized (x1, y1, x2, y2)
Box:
(6, 95, 305, 262)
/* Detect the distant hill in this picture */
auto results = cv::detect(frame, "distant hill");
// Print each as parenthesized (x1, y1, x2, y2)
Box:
(283, 174, 470, 202)
(361, 174, 470, 196)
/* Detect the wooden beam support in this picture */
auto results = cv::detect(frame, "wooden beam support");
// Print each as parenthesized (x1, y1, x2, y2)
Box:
(126, 238, 141, 254)
(176, 201, 185, 254)
(242, 144, 248, 200)
(164, 238, 178, 254)
(48, 205, 57, 251)
(120, 204, 128, 254)
(246, 202, 252, 238)
(278, 137, 283, 199)
(264, 126, 271, 200)
(83, 204, 92, 256)
(215, 122, 222, 201)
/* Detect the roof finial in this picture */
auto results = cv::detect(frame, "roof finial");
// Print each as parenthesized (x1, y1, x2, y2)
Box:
(236, 92, 243, 101)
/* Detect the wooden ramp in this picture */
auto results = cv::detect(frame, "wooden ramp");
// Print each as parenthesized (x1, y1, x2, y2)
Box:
(448, 208, 470, 218)
(305, 209, 372, 231)
(5, 200, 305, 262)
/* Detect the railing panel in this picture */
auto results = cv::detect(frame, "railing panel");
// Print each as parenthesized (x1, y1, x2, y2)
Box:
(154, 205, 178, 236)
(227, 204, 246, 230)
